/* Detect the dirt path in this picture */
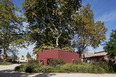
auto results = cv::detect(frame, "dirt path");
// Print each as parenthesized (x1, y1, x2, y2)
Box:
(0, 64, 116, 77)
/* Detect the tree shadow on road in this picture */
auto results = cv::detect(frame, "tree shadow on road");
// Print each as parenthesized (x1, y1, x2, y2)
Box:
(0, 70, 56, 77)
(0, 70, 30, 77)
(33, 73, 56, 77)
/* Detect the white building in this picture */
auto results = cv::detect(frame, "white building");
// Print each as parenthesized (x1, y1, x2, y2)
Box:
(17, 55, 28, 62)
(32, 54, 37, 60)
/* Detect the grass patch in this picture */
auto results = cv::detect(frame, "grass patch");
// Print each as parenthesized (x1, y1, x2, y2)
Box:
(0, 62, 10, 65)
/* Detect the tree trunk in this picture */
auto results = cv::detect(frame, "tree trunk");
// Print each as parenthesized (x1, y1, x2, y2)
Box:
(3, 47, 7, 61)
(56, 37, 59, 48)
(55, 33, 62, 48)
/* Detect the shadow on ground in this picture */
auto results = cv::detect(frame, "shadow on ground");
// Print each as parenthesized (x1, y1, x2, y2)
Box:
(33, 73, 56, 77)
(0, 70, 56, 77)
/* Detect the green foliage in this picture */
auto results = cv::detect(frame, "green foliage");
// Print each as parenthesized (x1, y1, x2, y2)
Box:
(0, 62, 10, 65)
(47, 58, 65, 67)
(93, 62, 114, 73)
(34, 45, 75, 54)
(59, 63, 106, 73)
(33, 44, 55, 53)
(104, 29, 116, 58)
(15, 64, 26, 72)
(25, 65, 34, 73)
(0, 0, 24, 59)
(62, 46, 75, 52)
(26, 52, 31, 59)
(15, 61, 116, 73)
(73, 4, 107, 54)
(22, 0, 82, 51)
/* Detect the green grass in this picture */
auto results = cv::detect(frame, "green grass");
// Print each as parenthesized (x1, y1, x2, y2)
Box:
(0, 62, 10, 65)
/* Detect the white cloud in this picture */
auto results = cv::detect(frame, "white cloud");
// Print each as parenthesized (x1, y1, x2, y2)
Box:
(96, 11, 116, 22)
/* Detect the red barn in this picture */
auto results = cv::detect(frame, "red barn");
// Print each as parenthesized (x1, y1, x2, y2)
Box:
(38, 49, 81, 65)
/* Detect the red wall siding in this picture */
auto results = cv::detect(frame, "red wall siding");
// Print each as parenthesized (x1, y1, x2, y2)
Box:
(39, 50, 58, 59)
(58, 50, 81, 63)
(38, 50, 59, 65)
(38, 49, 81, 65)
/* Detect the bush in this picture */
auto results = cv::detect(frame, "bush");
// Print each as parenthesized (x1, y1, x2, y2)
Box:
(57, 63, 106, 73)
(15, 60, 39, 73)
(15, 64, 26, 72)
(25, 65, 34, 73)
(47, 58, 65, 67)
(15, 61, 116, 73)
(93, 61, 114, 73)
(60, 64, 78, 72)
(28, 60, 38, 64)
(26, 60, 39, 73)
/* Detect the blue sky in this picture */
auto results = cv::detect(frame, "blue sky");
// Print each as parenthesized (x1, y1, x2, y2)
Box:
(12, 0, 116, 57)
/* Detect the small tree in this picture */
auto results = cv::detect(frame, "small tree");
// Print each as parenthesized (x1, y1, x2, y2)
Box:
(104, 29, 116, 59)
(26, 52, 31, 60)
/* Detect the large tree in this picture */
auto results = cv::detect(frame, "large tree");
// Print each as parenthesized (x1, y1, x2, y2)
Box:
(0, 0, 24, 59)
(104, 29, 116, 59)
(73, 4, 107, 54)
(23, 0, 82, 52)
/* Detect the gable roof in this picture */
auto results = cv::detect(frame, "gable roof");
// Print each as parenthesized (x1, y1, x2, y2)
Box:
(84, 51, 107, 58)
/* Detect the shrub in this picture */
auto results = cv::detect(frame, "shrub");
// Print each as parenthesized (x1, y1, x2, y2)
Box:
(28, 60, 38, 64)
(93, 61, 114, 73)
(47, 58, 65, 67)
(91, 65, 105, 73)
(25, 65, 34, 73)
(38, 65, 53, 73)
(15, 64, 26, 72)
(72, 60, 82, 64)
(15, 61, 116, 73)
(58, 63, 106, 73)
(25, 60, 39, 73)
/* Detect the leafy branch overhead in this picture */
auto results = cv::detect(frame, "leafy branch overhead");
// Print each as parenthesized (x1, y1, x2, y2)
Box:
(23, 0, 107, 54)
(0, 0, 25, 59)
(73, 4, 107, 54)
(23, 0, 82, 51)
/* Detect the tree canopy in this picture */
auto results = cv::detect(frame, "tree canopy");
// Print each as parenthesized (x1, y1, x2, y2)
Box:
(22, 1, 107, 54)
(23, 0, 82, 53)
(104, 29, 116, 58)
(73, 4, 107, 54)
(0, 0, 24, 59)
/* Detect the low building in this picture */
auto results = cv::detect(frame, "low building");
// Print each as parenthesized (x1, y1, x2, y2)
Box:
(32, 54, 37, 60)
(38, 49, 81, 65)
(83, 51, 108, 62)
(17, 55, 28, 62)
